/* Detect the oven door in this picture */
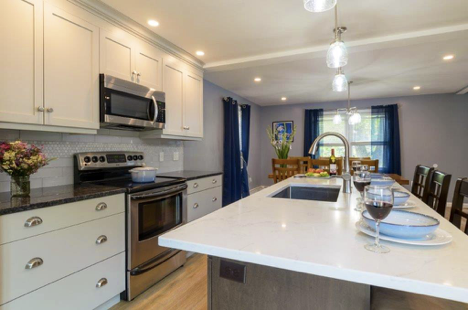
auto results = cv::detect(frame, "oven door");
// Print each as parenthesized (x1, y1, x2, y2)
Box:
(128, 183, 187, 269)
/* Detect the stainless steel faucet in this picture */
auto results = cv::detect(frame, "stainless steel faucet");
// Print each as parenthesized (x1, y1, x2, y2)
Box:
(308, 132, 352, 193)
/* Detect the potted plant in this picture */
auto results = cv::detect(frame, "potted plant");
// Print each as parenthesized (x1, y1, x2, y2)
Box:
(0, 141, 54, 197)
(267, 124, 297, 159)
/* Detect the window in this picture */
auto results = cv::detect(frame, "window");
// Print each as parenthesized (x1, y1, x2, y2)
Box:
(319, 109, 385, 169)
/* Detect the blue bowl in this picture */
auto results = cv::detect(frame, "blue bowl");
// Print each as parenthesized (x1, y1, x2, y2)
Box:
(370, 177, 395, 187)
(393, 190, 410, 206)
(362, 210, 440, 239)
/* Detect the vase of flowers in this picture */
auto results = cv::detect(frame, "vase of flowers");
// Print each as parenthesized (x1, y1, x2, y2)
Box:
(0, 141, 53, 197)
(266, 125, 297, 159)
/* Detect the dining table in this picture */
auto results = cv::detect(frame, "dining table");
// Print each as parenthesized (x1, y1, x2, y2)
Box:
(268, 172, 410, 186)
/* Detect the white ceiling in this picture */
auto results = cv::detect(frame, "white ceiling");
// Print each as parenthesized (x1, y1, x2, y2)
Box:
(101, 0, 468, 105)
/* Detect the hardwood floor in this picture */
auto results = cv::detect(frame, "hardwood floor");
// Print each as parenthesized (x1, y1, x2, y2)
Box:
(112, 254, 207, 310)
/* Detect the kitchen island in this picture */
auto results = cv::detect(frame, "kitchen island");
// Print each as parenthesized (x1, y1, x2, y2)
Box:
(159, 177, 468, 309)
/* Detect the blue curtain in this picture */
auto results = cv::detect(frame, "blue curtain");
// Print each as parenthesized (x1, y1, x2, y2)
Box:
(223, 97, 242, 206)
(304, 109, 323, 158)
(371, 104, 401, 174)
(240, 104, 251, 198)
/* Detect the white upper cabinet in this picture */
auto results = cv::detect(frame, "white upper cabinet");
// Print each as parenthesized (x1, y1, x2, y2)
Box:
(183, 71, 204, 138)
(135, 41, 163, 91)
(0, 0, 43, 125)
(162, 56, 185, 136)
(43, 3, 99, 129)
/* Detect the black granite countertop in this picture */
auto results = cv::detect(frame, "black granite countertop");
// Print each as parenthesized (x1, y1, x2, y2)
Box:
(158, 170, 223, 181)
(0, 184, 126, 216)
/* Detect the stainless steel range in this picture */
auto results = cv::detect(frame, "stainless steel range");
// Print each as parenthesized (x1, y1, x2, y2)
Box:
(74, 151, 187, 300)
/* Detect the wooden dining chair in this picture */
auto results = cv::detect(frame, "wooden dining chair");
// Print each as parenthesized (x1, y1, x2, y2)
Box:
(424, 170, 452, 217)
(348, 159, 379, 175)
(271, 159, 300, 183)
(309, 159, 343, 175)
(411, 165, 435, 200)
(449, 178, 468, 234)
(289, 156, 312, 174)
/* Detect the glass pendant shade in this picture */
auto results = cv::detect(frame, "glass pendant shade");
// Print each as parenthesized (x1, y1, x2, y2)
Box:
(333, 113, 342, 124)
(348, 112, 361, 125)
(332, 72, 348, 92)
(303, 0, 337, 12)
(327, 41, 348, 68)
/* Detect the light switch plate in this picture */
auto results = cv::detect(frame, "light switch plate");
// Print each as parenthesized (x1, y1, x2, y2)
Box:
(173, 152, 179, 161)
(159, 152, 164, 162)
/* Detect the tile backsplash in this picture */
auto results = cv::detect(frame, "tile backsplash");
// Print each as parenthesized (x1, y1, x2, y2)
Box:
(0, 129, 183, 192)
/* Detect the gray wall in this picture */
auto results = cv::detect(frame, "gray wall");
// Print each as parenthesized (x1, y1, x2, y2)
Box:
(259, 94, 468, 198)
(184, 80, 263, 189)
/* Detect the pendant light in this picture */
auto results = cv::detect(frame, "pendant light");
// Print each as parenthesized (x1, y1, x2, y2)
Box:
(333, 111, 342, 124)
(332, 67, 347, 92)
(303, 0, 337, 12)
(332, 81, 361, 125)
(326, 5, 348, 68)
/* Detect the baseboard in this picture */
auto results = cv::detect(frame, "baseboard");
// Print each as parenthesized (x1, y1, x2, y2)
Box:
(94, 294, 121, 310)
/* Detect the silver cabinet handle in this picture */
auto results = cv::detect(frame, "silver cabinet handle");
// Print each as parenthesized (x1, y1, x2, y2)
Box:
(212, 197, 217, 202)
(186, 126, 190, 130)
(137, 72, 141, 77)
(25, 258, 43, 270)
(96, 202, 107, 211)
(183, 126, 188, 130)
(96, 235, 108, 244)
(37, 107, 45, 112)
(193, 183, 199, 188)
(212, 179, 217, 184)
(193, 203, 199, 209)
(132, 70, 137, 76)
(46, 107, 54, 113)
(24, 216, 43, 227)
(96, 278, 108, 288)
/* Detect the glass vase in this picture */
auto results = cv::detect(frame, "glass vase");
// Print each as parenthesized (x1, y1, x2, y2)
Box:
(11, 176, 31, 197)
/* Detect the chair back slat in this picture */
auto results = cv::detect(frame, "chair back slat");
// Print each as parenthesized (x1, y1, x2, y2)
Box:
(449, 177, 468, 234)
(411, 165, 434, 200)
(425, 170, 452, 216)
(272, 159, 300, 184)
(289, 157, 312, 174)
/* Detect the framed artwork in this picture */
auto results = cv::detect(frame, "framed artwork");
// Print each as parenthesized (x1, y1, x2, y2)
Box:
(272, 121, 294, 142)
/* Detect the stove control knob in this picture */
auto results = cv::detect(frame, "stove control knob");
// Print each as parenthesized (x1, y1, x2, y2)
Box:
(99, 156, 106, 163)
(84, 156, 91, 163)
(138, 155, 144, 160)
(133, 155, 138, 161)
(127, 155, 133, 161)
(92, 156, 98, 163)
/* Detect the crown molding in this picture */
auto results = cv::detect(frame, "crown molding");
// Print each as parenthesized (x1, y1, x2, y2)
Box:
(68, 0, 205, 70)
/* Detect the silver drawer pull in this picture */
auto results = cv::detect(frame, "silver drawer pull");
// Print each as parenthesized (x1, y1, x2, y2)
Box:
(24, 216, 43, 227)
(193, 203, 199, 209)
(212, 197, 217, 202)
(193, 183, 199, 188)
(96, 235, 108, 244)
(96, 202, 107, 211)
(25, 258, 43, 270)
(96, 278, 108, 288)
(212, 179, 217, 184)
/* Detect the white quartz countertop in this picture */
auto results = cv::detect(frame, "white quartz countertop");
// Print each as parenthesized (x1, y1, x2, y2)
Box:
(159, 177, 468, 303)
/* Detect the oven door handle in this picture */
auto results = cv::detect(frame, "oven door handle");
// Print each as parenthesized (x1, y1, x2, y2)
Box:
(130, 249, 180, 276)
(130, 184, 187, 200)
(151, 96, 158, 123)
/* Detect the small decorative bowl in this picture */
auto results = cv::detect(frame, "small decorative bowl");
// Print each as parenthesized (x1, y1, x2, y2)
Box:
(393, 190, 410, 206)
(362, 210, 440, 239)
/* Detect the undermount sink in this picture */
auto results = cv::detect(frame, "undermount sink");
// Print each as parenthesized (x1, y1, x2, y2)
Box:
(270, 185, 340, 202)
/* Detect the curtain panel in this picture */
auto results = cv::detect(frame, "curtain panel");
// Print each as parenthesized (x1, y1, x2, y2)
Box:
(240, 104, 251, 198)
(371, 104, 401, 174)
(304, 109, 324, 158)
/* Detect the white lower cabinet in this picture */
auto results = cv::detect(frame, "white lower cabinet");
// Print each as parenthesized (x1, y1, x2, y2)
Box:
(186, 176, 222, 222)
(0, 253, 125, 310)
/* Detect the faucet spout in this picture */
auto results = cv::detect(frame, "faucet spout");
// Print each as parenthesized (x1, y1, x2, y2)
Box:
(308, 132, 352, 193)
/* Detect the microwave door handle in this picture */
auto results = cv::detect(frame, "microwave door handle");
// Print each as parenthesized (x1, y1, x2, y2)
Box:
(151, 96, 158, 123)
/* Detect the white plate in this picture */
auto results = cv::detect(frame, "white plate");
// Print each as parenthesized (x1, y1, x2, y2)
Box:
(393, 201, 416, 209)
(355, 221, 452, 246)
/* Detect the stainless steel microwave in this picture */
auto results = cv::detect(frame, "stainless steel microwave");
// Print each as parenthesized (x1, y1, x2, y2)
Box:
(100, 74, 165, 131)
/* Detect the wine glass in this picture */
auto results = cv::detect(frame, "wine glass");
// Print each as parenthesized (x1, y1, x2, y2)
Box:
(353, 170, 371, 211)
(363, 186, 394, 253)
(352, 161, 362, 173)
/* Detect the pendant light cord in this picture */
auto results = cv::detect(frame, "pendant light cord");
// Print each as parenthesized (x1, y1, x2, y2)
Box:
(347, 81, 351, 111)
(334, 5, 338, 40)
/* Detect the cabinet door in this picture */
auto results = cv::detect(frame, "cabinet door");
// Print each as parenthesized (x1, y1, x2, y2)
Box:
(43, 4, 99, 129)
(100, 28, 136, 82)
(135, 42, 162, 91)
(183, 72, 203, 137)
(162, 57, 185, 135)
(0, 0, 43, 125)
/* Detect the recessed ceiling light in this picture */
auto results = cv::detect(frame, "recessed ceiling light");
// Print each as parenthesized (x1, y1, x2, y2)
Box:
(196, 51, 205, 56)
(281, 97, 287, 101)
(413, 86, 421, 90)
(443, 54, 454, 60)
(147, 20, 159, 27)
(254, 77, 261, 82)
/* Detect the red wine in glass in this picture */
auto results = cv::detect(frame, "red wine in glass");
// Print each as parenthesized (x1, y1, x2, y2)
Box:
(354, 180, 371, 192)
(365, 201, 393, 220)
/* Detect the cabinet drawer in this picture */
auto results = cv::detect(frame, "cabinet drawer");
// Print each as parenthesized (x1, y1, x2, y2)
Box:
(0, 213, 125, 304)
(187, 187, 222, 222)
(1, 252, 125, 310)
(187, 175, 222, 195)
(0, 194, 125, 245)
